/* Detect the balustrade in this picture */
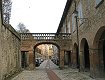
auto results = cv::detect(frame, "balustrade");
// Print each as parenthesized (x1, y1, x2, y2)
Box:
(20, 33, 71, 40)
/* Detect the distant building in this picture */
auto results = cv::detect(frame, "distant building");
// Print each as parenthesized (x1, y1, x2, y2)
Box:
(37, 44, 49, 59)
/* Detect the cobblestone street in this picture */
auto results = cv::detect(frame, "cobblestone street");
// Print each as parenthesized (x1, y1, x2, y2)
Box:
(11, 60, 95, 80)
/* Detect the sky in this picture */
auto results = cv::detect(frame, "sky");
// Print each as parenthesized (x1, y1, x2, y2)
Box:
(10, 0, 67, 33)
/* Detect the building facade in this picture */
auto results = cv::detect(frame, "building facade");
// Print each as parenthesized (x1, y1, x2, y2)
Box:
(57, 0, 105, 78)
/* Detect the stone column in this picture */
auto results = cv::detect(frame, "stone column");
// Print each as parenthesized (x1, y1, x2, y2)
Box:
(28, 50, 35, 70)
(59, 49, 64, 69)
(89, 48, 100, 78)
(64, 51, 68, 65)
(79, 50, 84, 71)
(71, 50, 77, 68)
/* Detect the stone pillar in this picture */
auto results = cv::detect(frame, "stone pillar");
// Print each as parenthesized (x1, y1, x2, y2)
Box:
(71, 50, 77, 68)
(28, 50, 35, 70)
(89, 48, 100, 78)
(64, 51, 68, 65)
(59, 49, 64, 69)
(79, 51, 85, 71)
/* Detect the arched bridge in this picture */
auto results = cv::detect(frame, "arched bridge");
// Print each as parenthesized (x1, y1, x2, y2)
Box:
(20, 33, 72, 69)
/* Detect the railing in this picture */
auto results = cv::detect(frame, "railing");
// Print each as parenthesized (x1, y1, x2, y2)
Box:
(20, 33, 71, 40)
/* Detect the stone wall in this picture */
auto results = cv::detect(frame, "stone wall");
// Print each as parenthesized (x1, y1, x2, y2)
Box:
(70, 0, 105, 78)
(57, 0, 105, 78)
(0, 23, 21, 79)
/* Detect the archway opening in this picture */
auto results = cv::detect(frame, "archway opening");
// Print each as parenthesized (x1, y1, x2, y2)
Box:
(98, 30, 105, 72)
(84, 40, 90, 69)
(93, 26, 105, 77)
(80, 38, 90, 71)
(64, 51, 71, 67)
(33, 42, 60, 69)
(21, 51, 28, 69)
(76, 46, 79, 68)
(103, 40, 105, 70)
(73, 43, 79, 68)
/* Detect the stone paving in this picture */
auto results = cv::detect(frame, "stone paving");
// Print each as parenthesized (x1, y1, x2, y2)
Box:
(11, 60, 50, 80)
(53, 68, 95, 80)
(11, 70, 49, 80)
(11, 59, 97, 80)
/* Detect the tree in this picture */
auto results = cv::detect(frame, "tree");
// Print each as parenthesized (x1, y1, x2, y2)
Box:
(2, 0, 12, 24)
(17, 23, 30, 33)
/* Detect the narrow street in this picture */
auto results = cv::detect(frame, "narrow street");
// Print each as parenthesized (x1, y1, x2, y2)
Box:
(11, 59, 95, 80)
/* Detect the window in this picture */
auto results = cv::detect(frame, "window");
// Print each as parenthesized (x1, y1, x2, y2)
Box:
(61, 22, 66, 33)
(96, 0, 103, 6)
(87, 0, 91, 10)
(63, 23, 66, 33)
(72, 14, 75, 32)
(77, 0, 83, 24)
(67, 20, 71, 33)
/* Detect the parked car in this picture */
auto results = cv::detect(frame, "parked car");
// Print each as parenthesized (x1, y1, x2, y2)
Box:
(51, 58, 59, 65)
(35, 59, 40, 67)
(41, 58, 44, 62)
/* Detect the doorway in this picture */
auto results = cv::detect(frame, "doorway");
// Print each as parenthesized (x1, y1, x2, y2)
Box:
(84, 41, 90, 70)
(64, 51, 71, 67)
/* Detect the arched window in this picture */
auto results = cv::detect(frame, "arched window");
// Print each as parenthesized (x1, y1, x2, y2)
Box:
(77, 0, 83, 24)
(72, 13, 75, 32)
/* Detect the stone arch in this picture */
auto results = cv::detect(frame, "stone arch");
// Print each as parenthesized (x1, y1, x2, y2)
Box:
(93, 26, 105, 76)
(93, 26, 105, 48)
(33, 42, 60, 67)
(72, 43, 79, 68)
(80, 38, 90, 71)
(34, 42, 60, 50)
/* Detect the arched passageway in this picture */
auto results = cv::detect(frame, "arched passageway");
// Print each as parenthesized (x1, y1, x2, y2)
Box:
(80, 38, 90, 71)
(93, 26, 105, 77)
(84, 40, 90, 69)
(103, 40, 105, 70)
(20, 33, 72, 69)
(64, 50, 71, 67)
(73, 43, 79, 68)
(33, 42, 60, 68)
(21, 51, 28, 69)
(98, 30, 105, 73)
